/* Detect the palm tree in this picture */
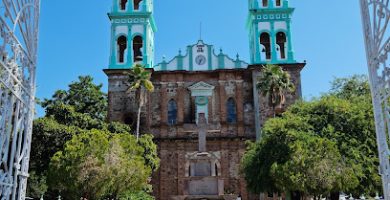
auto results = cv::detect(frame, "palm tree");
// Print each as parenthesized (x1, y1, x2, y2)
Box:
(257, 64, 295, 117)
(127, 64, 154, 140)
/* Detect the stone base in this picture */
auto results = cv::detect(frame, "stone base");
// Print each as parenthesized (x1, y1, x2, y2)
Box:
(184, 177, 224, 196)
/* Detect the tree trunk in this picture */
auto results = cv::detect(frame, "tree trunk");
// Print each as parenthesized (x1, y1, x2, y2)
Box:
(136, 91, 143, 140)
(272, 105, 276, 118)
(136, 104, 142, 140)
(330, 192, 339, 200)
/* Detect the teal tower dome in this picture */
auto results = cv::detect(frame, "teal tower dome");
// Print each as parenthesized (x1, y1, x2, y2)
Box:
(108, 0, 157, 69)
(247, 0, 295, 64)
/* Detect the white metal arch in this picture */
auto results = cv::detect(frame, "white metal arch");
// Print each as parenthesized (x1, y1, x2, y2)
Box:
(361, 0, 390, 199)
(0, 0, 40, 199)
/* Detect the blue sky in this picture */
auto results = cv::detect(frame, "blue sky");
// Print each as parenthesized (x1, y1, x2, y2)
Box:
(36, 0, 367, 115)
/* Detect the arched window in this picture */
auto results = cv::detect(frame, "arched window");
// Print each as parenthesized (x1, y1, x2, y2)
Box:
(276, 0, 281, 6)
(168, 99, 178, 125)
(260, 32, 271, 60)
(117, 36, 127, 63)
(120, 0, 128, 10)
(276, 32, 287, 59)
(262, 0, 268, 7)
(133, 36, 143, 62)
(134, 0, 142, 10)
(227, 98, 237, 123)
(215, 163, 218, 176)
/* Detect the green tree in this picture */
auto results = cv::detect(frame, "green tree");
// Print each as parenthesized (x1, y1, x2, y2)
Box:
(27, 171, 48, 199)
(28, 76, 133, 199)
(41, 76, 107, 121)
(242, 75, 381, 198)
(330, 75, 370, 100)
(326, 75, 380, 196)
(127, 64, 155, 140)
(47, 130, 159, 200)
(257, 64, 295, 117)
(242, 113, 346, 199)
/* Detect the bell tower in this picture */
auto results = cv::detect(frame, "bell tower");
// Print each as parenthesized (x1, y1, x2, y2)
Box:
(248, 0, 295, 64)
(108, 0, 157, 69)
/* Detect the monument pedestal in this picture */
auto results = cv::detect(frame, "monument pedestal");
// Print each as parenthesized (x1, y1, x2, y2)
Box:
(184, 177, 224, 196)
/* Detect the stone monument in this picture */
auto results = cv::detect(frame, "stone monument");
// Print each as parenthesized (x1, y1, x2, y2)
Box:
(183, 113, 226, 199)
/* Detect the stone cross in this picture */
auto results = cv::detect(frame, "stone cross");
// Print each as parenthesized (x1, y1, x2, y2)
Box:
(197, 113, 207, 152)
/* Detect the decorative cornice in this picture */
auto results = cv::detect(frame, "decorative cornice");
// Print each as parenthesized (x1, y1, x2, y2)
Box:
(188, 81, 215, 91)
(248, 62, 306, 72)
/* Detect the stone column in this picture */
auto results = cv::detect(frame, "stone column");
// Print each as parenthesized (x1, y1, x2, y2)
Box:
(160, 82, 168, 137)
(236, 80, 245, 136)
(177, 82, 185, 124)
(219, 80, 227, 123)
(252, 70, 261, 140)
(270, 21, 278, 62)
(177, 142, 186, 195)
(208, 96, 213, 124)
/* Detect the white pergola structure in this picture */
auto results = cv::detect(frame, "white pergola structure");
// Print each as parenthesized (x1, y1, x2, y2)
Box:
(0, 0, 40, 199)
(360, 0, 390, 199)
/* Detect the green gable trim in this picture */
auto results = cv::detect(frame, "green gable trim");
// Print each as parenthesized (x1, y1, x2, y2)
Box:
(177, 55, 184, 70)
(161, 60, 167, 70)
(153, 40, 249, 71)
(188, 46, 193, 71)
(235, 58, 242, 68)
(218, 53, 225, 69)
(208, 45, 213, 70)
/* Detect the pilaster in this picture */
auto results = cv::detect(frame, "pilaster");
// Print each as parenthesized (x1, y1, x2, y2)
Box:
(255, 23, 261, 63)
(287, 20, 294, 62)
(127, 29, 133, 67)
(160, 82, 168, 137)
(270, 22, 278, 63)
(236, 80, 245, 136)
(177, 82, 185, 124)
(252, 70, 262, 140)
(218, 80, 227, 123)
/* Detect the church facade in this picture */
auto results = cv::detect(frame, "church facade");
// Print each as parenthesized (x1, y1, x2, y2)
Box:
(104, 0, 305, 200)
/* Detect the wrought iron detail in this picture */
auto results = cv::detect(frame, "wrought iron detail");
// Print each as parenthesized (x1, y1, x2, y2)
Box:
(360, 0, 390, 198)
(0, 0, 40, 199)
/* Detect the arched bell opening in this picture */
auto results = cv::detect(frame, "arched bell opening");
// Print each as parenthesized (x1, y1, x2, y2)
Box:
(117, 35, 127, 63)
(262, 0, 268, 7)
(120, 0, 128, 10)
(260, 32, 271, 60)
(133, 36, 143, 62)
(276, 0, 281, 7)
(276, 32, 287, 60)
(134, 0, 143, 10)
